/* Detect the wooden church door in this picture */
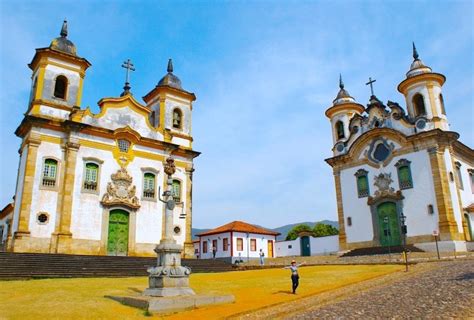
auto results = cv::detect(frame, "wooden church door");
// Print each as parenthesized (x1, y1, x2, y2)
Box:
(107, 209, 130, 256)
(377, 202, 401, 247)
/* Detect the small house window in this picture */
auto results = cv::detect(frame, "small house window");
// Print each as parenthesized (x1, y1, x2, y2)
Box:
(395, 159, 413, 189)
(413, 94, 426, 117)
(172, 108, 182, 129)
(53, 75, 68, 99)
(223, 238, 229, 251)
(172, 179, 181, 203)
(455, 162, 464, 190)
(335, 121, 345, 139)
(439, 94, 446, 115)
(355, 169, 369, 198)
(237, 238, 243, 251)
(202, 241, 208, 254)
(347, 217, 352, 226)
(42, 159, 58, 187)
(117, 139, 130, 153)
(143, 173, 156, 199)
(83, 163, 99, 191)
(250, 239, 257, 251)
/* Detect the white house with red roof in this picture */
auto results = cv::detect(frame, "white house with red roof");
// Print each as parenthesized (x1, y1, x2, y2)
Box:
(196, 221, 280, 263)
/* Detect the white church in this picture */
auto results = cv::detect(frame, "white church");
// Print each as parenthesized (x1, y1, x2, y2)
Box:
(325, 44, 473, 252)
(5, 21, 199, 257)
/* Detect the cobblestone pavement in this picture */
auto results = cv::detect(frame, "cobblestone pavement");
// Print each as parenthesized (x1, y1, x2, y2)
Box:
(290, 260, 473, 320)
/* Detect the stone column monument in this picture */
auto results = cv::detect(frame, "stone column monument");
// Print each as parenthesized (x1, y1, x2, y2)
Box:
(143, 157, 195, 296)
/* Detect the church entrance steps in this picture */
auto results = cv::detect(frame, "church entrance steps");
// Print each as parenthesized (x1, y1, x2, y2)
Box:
(340, 244, 424, 257)
(0, 252, 233, 279)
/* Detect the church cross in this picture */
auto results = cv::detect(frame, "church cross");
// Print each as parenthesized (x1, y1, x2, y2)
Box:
(366, 77, 376, 96)
(120, 59, 135, 96)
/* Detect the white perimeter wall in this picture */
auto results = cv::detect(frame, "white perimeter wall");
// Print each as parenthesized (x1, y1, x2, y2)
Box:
(276, 236, 339, 257)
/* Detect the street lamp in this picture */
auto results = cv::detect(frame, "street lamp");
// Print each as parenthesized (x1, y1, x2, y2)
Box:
(399, 212, 408, 271)
(383, 216, 391, 260)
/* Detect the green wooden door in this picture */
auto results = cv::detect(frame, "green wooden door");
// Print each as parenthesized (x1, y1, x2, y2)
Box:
(107, 209, 129, 256)
(377, 202, 401, 247)
(301, 236, 311, 256)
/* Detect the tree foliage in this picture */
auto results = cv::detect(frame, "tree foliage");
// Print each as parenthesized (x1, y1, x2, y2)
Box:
(313, 223, 339, 237)
(285, 224, 313, 240)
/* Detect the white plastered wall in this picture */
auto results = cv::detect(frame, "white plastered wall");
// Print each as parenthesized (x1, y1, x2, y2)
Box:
(199, 232, 232, 259)
(443, 150, 464, 234)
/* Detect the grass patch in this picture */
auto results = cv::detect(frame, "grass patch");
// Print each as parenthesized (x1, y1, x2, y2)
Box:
(0, 264, 402, 319)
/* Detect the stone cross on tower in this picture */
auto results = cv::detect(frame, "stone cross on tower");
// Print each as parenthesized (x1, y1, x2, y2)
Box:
(366, 77, 377, 97)
(121, 59, 135, 96)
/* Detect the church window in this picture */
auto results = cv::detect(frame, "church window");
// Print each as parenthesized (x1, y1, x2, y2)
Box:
(455, 162, 463, 190)
(30, 77, 38, 103)
(53, 75, 68, 99)
(395, 159, 413, 190)
(347, 217, 352, 226)
(202, 241, 208, 253)
(143, 173, 156, 199)
(223, 238, 229, 251)
(250, 239, 257, 251)
(335, 121, 345, 139)
(449, 172, 454, 182)
(427, 204, 434, 215)
(468, 169, 474, 194)
(355, 169, 369, 198)
(37, 212, 49, 224)
(373, 143, 390, 162)
(83, 163, 99, 191)
(42, 159, 58, 187)
(150, 111, 156, 127)
(439, 94, 446, 115)
(412, 94, 426, 117)
(237, 238, 244, 251)
(118, 139, 130, 153)
(172, 108, 183, 129)
(172, 179, 181, 203)
(173, 226, 181, 235)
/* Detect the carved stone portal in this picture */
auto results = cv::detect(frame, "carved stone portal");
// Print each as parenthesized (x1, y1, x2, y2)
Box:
(101, 167, 140, 210)
(368, 172, 404, 205)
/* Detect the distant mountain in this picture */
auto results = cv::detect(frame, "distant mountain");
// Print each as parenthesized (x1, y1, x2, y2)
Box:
(192, 220, 338, 241)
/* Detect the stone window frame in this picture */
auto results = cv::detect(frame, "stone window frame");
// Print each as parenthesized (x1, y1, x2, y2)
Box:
(141, 167, 159, 201)
(52, 74, 69, 100)
(468, 169, 474, 194)
(172, 107, 184, 130)
(171, 178, 182, 203)
(439, 94, 446, 115)
(36, 212, 49, 225)
(81, 157, 103, 195)
(173, 225, 181, 235)
(335, 120, 345, 140)
(355, 169, 370, 198)
(117, 139, 131, 153)
(39, 156, 61, 191)
(454, 162, 464, 190)
(366, 138, 395, 166)
(395, 159, 414, 190)
(412, 93, 426, 118)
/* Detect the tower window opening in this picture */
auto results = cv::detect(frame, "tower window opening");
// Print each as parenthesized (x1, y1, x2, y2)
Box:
(412, 94, 426, 117)
(30, 77, 38, 102)
(335, 121, 345, 139)
(355, 169, 369, 198)
(455, 162, 464, 190)
(53, 75, 68, 99)
(42, 158, 58, 187)
(439, 94, 446, 115)
(173, 108, 182, 129)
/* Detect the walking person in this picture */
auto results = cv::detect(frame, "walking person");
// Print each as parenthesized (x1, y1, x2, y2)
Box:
(259, 249, 265, 266)
(212, 245, 217, 259)
(283, 260, 305, 294)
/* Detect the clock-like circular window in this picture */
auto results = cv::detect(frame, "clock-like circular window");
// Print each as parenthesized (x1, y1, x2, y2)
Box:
(37, 212, 49, 224)
(173, 226, 181, 235)
(373, 143, 390, 162)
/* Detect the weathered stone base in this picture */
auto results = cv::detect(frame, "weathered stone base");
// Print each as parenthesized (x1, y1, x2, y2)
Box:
(108, 294, 235, 314)
(414, 240, 468, 252)
(143, 287, 195, 297)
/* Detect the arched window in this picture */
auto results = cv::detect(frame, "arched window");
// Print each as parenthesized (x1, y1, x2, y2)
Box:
(172, 108, 182, 129)
(42, 159, 58, 187)
(172, 179, 181, 202)
(83, 163, 99, 191)
(335, 121, 345, 139)
(395, 159, 413, 189)
(412, 94, 426, 117)
(439, 94, 446, 115)
(143, 173, 156, 199)
(53, 75, 68, 99)
(355, 169, 369, 198)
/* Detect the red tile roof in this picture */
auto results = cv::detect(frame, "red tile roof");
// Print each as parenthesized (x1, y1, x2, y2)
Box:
(196, 221, 280, 237)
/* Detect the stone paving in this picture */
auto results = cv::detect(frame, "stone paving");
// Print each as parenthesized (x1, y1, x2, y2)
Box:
(291, 260, 473, 320)
(233, 259, 473, 319)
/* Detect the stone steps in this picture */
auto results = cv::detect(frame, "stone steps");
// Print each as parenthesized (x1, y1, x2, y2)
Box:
(340, 244, 424, 257)
(0, 252, 233, 279)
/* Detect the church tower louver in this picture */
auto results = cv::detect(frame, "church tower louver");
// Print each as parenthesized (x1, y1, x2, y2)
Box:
(8, 21, 200, 258)
(325, 44, 474, 253)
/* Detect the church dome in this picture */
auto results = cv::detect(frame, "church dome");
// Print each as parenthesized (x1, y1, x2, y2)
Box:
(49, 20, 77, 56)
(406, 43, 432, 78)
(333, 75, 356, 105)
(157, 59, 182, 89)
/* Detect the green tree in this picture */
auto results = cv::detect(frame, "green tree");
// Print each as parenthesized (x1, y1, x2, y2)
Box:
(313, 223, 339, 237)
(285, 224, 314, 240)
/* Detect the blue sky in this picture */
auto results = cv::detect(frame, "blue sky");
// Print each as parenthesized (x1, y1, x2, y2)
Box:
(0, 1, 472, 229)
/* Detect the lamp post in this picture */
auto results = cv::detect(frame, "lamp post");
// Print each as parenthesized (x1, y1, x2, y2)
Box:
(399, 212, 408, 272)
(383, 216, 391, 261)
(246, 232, 250, 263)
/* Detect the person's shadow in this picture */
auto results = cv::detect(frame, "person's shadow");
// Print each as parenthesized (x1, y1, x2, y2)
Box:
(273, 290, 293, 295)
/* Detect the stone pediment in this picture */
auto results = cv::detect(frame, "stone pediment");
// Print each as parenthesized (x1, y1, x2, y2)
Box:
(367, 172, 404, 205)
(101, 167, 140, 210)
